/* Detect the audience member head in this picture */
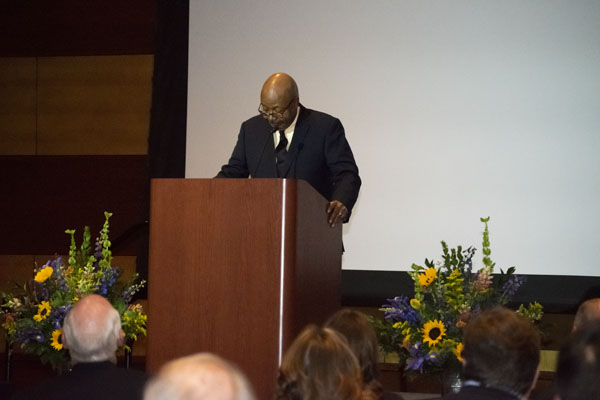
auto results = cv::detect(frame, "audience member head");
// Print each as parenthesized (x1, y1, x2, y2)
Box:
(572, 298, 600, 332)
(144, 353, 256, 400)
(62, 294, 123, 364)
(324, 309, 382, 396)
(554, 320, 600, 400)
(276, 325, 370, 400)
(462, 307, 540, 397)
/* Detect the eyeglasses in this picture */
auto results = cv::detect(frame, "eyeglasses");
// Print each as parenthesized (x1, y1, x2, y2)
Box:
(258, 98, 295, 119)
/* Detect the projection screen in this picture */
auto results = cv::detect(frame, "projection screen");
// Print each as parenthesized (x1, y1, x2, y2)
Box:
(186, 0, 600, 276)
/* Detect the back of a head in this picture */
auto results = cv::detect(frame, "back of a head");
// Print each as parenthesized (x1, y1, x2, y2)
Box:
(144, 353, 256, 400)
(462, 307, 540, 396)
(63, 294, 122, 364)
(324, 309, 381, 393)
(573, 298, 600, 331)
(277, 325, 365, 400)
(555, 320, 600, 400)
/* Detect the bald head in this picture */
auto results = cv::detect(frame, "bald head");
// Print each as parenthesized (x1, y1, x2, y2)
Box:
(259, 73, 299, 131)
(261, 73, 298, 101)
(574, 298, 600, 331)
(63, 294, 123, 364)
(144, 353, 256, 400)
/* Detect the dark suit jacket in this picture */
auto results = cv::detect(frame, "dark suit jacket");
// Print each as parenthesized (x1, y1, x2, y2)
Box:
(442, 385, 522, 400)
(11, 361, 148, 400)
(217, 105, 361, 218)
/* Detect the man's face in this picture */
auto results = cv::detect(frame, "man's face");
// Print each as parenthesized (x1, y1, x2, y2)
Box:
(259, 90, 298, 131)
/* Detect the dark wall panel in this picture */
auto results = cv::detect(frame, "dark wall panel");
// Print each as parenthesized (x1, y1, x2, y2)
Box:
(341, 270, 600, 313)
(0, 0, 156, 56)
(0, 155, 148, 255)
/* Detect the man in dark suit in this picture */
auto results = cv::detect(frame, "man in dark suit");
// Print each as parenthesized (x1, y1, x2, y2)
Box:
(11, 294, 147, 400)
(216, 73, 361, 227)
(443, 307, 541, 400)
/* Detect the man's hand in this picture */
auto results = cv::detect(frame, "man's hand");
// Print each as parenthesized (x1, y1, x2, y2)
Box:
(327, 200, 348, 228)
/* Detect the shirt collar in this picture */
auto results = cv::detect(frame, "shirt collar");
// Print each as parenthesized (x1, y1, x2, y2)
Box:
(283, 106, 300, 134)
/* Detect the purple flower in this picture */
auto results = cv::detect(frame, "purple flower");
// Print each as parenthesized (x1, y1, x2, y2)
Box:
(406, 342, 426, 372)
(382, 296, 420, 325)
(50, 305, 71, 330)
(405, 342, 438, 373)
(16, 326, 45, 344)
(96, 266, 119, 296)
(463, 247, 476, 275)
(93, 238, 104, 262)
(49, 257, 63, 269)
(502, 275, 526, 297)
(54, 265, 69, 292)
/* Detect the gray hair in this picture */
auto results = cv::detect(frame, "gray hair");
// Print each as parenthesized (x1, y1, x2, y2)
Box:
(63, 294, 122, 364)
(144, 353, 256, 400)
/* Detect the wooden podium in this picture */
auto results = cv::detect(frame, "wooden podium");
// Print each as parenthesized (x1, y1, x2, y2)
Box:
(146, 178, 342, 399)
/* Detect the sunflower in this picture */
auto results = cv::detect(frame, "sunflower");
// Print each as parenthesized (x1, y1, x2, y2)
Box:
(51, 329, 63, 350)
(33, 301, 51, 322)
(34, 266, 53, 283)
(453, 342, 464, 363)
(418, 267, 436, 287)
(422, 319, 446, 347)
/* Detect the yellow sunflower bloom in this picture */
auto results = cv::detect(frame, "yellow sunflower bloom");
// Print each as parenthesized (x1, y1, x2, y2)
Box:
(453, 342, 464, 363)
(51, 329, 63, 350)
(418, 267, 436, 287)
(422, 319, 446, 347)
(33, 301, 51, 322)
(34, 266, 53, 283)
(410, 298, 421, 309)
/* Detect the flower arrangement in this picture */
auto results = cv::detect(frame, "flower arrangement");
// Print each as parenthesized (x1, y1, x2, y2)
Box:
(0, 212, 147, 372)
(374, 217, 543, 377)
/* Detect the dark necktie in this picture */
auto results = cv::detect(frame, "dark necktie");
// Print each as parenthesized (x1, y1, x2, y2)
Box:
(275, 130, 288, 177)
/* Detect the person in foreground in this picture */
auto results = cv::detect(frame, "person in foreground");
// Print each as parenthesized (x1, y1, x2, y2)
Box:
(216, 72, 361, 227)
(144, 353, 256, 400)
(275, 324, 376, 400)
(553, 320, 600, 400)
(12, 294, 148, 400)
(443, 307, 540, 400)
(325, 309, 384, 399)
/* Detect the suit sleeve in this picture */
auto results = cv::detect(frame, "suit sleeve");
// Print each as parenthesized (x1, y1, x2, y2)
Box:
(324, 119, 361, 219)
(215, 123, 250, 178)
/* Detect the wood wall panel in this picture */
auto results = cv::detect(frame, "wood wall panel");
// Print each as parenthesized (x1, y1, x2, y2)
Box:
(0, 255, 35, 293)
(0, 58, 37, 155)
(37, 56, 153, 155)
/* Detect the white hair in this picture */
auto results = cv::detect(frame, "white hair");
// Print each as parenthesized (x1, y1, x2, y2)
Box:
(63, 294, 122, 364)
(144, 353, 256, 400)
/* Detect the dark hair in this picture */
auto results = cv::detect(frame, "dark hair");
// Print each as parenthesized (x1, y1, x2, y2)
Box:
(462, 307, 540, 396)
(555, 320, 600, 400)
(324, 309, 382, 397)
(276, 325, 372, 400)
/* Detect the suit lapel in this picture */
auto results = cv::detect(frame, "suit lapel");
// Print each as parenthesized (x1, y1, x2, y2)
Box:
(280, 106, 309, 178)
(258, 128, 277, 177)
